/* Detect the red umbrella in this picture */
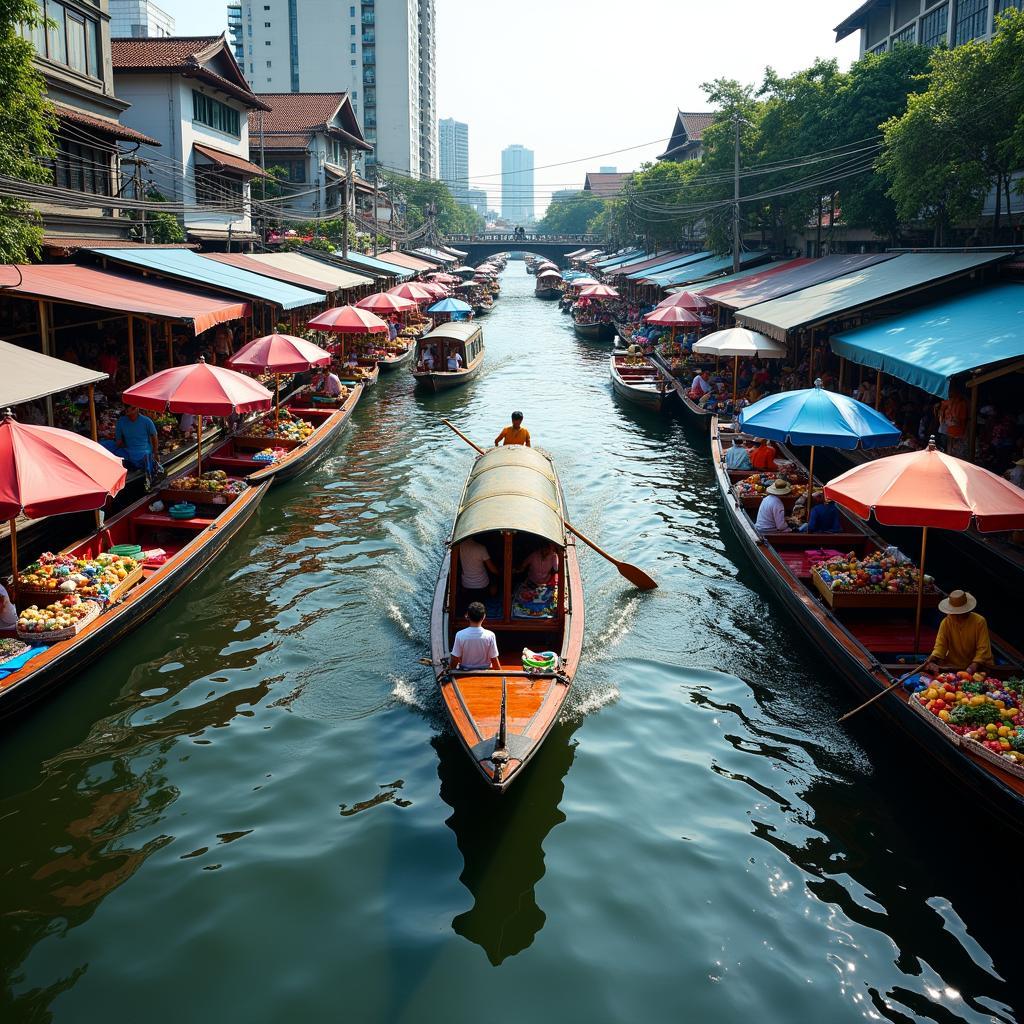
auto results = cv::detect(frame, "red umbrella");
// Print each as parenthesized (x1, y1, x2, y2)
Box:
(642, 305, 700, 326)
(579, 284, 619, 299)
(387, 282, 434, 304)
(123, 358, 272, 477)
(356, 292, 417, 314)
(656, 291, 710, 312)
(825, 438, 1024, 653)
(1, 411, 127, 595)
(228, 333, 330, 425)
(419, 282, 448, 298)
(308, 305, 389, 334)
(427, 272, 459, 284)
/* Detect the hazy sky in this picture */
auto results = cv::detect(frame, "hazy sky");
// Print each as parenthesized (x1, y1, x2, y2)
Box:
(158, 0, 860, 213)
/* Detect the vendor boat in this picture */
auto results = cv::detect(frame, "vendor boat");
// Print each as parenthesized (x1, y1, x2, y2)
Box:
(573, 319, 614, 343)
(472, 299, 494, 318)
(377, 345, 415, 371)
(412, 322, 485, 393)
(0, 465, 269, 720)
(337, 359, 379, 390)
(614, 321, 635, 347)
(650, 353, 713, 431)
(709, 417, 1024, 814)
(609, 354, 674, 413)
(205, 383, 363, 485)
(430, 445, 584, 791)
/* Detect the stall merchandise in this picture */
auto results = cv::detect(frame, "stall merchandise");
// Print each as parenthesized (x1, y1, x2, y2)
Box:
(17, 551, 141, 602)
(242, 412, 314, 443)
(163, 470, 246, 504)
(17, 595, 101, 641)
(813, 550, 933, 595)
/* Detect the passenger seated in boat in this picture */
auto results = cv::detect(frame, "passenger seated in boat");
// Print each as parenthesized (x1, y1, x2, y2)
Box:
(459, 537, 497, 603)
(446, 350, 463, 372)
(518, 540, 559, 586)
(725, 437, 753, 470)
(750, 439, 778, 471)
(313, 370, 344, 397)
(450, 601, 501, 670)
(754, 479, 793, 533)
(494, 411, 531, 447)
(0, 582, 17, 637)
(798, 493, 842, 533)
(689, 370, 711, 400)
(419, 347, 436, 372)
(921, 590, 993, 677)
(343, 353, 359, 371)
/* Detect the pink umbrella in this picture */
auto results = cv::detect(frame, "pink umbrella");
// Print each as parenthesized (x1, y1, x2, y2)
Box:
(570, 277, 599, 289)
(579, 284, 619, 299)
(427, 272, 460, 284)
(355, 292, 417, 314)
(123, 358, 272, 476)
(308, 305, 389, 334)
(657, 291, 711, 312)
(228, 333, 331, 425)
(419, 282, 448, 298)
(388, 282, 435, 304)
(643, 305, 701, 326)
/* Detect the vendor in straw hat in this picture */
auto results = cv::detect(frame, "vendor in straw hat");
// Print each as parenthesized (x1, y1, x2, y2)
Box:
(754, 478, 793, 533)
(922, 591, 993, 677)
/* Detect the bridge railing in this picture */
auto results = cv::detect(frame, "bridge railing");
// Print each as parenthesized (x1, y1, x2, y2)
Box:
(443, 233, 602, 244)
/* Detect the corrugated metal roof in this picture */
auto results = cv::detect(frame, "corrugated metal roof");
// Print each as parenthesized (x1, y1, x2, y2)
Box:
(688, 258, 813, 298)
(625, 250, 714, 280)
(244, 251, 373, 291)
(90, 247, 324, 310)
(737, 252, 1011, 341)
(644, 251, 769, 287)
(830, 283, 1024, 398)
(422, 321, 482, 344)
(336, 250, 412, 280)
(452, 446, 565, 547)
(204, 252, 337, 292)
(592, 249, 647, 270)
(375, 251, 437, 272)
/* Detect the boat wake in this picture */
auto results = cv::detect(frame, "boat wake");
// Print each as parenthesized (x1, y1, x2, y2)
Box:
(390, 676, 427, 710)
(563, 684, 620, 722)
(385, 601, 420, 642)
(589, 594, 640, 650)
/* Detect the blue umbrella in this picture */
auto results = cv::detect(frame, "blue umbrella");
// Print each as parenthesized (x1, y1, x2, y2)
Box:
(738, 378, 900, 525)
(428, 297, 473, 314)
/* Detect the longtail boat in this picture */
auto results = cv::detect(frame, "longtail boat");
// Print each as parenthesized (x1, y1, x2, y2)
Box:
(337, 359, 379, 390)
(412, 322, 485, 392)
(377, 345, 415, 371)
(709, 417, 1024, 813)
(650, 353, 712, 431)
(0, 466, 269, 719)
(609, 353, 674, 412)
(572, 319, 614, 342)
(205, 384, 363, 484)
(430, 446, 584, 791)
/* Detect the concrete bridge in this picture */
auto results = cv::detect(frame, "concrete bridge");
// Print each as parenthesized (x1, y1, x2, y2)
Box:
(443, 233, 603, 266)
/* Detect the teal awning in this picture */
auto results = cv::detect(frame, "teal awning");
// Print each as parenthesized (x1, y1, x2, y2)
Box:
(644, 251, 769, 287)
(90, 247, 324, 310)
(625, 250, 713, 280)
(830, 283, 1024, 398)
(592, 249, 645, 269)
(333, 250, 413, 280)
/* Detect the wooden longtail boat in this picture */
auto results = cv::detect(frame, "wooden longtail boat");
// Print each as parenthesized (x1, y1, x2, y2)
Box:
(609, 354, 674, 413)
(650, 353, 712, 431)
(614, 321, 635, 346)
(377, 345, 415, 371)
(0, 468, 269, 720)
(573, 320, 614, 342)
(206, 384, 362, 484)
(430, 446, 584, 791)
(337, 359, 379, 390)
(709, 417, 1024, 813)
(412, 322, 485, 393)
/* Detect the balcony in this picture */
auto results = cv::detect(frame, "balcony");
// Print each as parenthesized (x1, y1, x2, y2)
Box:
(361, 30, 374, 43)
(362, 69, 375, 84)
(362, 51, 375, 65)
(361, 13, 374, 23)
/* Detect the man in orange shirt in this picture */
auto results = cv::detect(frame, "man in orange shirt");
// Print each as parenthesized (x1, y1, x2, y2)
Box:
(938, 388, 968, 456)
(750, 439, 778, 471)
(494, 411, 531, 447)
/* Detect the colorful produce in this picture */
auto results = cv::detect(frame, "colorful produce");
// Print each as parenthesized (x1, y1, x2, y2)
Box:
(18, 551, 139, 600)
(17, 595, 98, 634)
(734, 470, 808, 501)
(245, 413, 314, 442)
(815, 551, 931, 595)
(173, 470, 245, 497)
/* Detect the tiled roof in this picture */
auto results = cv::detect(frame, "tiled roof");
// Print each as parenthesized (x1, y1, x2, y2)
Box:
(584, 172, 632, 197)
(677, 111, 715, 142)
(51, 102, 159, 146)
(42, 238, 195, 252)
(253, 93, 347, 133)
(260, 135, 310, 150)
(193, 142, 268, 178)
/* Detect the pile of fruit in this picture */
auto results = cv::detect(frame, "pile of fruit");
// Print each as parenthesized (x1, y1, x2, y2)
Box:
(17, 595, 98, 635)
(18, 551, 139, 599)
(246, 414, 314, 442)
(815, 551, 928, 594)
(908, 673, 1024, 766)
(734, 471, 808, 501)
(173, 470, 245, 498)
(252, 447, 284, 464)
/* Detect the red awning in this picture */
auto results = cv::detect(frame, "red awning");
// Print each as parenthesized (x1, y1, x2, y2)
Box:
(0, 264, 249, 335)
(193, 142, 269, 178)
(204, 252, 338, 293)
(374, 251, 436, 272)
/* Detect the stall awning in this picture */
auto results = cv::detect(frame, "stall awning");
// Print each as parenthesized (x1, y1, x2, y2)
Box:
(335, 250, 413, 280)
(440, 245, 468, 258)
(90, 247, 324, 310)
(601, 250, 674, 275)
(625, 250, 713, 280)
(204, 253, 336, 294)
(644, 251, 769, 288)
(243, 252, 373, 291)
(830, 284, 1024, 399)
(413, 247, 457, 264)
(689, 258, 812, 299)
(0, 263, 248, 334)
(563, 247, 589, 258)
(592, 249, 646, 270)
(0, 340, 107, 407)
(737, 251, 1011, 342)
(375, 251, 437, 272)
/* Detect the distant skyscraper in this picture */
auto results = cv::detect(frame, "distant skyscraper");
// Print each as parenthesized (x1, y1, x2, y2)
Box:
(465, 187, 488, 218)
(109, 0, 175, 37)
(501, 144, 534, 224)
(229, 0, 437, 178)
(439, 118, 468, 200)
(598, 165, 617, 173)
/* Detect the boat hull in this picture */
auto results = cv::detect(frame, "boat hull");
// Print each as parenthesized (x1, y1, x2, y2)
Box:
(534, 288, 561, 300)
(610, 358, 673, 412)
(413, 356, 484, 392)
(573, 321, 614, 342)
(377, 346, 414, 372)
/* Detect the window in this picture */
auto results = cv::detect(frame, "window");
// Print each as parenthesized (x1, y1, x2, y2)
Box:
(264, 20, 270, 26)
(350, 23, 356, 33)
(192, 90, 241, 136)
(265, 39, 271, 44)
(196, 171, 244, 206)
(276, 158, 305, 182)
(65, 10, 86, 72)
(892, 22, 917, 43)
(266, 59, 272, 66)
(954, 0, 988, 42)
(48, 138, 112, 196)
(350, 42, 356, 52)
(920, 1, 949, 44)
(351, 58, 356, 65)
(46, 2, 66, 63)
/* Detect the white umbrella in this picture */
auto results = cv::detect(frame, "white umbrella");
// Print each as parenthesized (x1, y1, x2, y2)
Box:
(692, 328, 787, 401)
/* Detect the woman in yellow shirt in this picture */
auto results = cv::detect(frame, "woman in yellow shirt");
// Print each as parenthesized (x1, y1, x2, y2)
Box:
(923, 590, 993, 676)
(494, 411, 531, 447)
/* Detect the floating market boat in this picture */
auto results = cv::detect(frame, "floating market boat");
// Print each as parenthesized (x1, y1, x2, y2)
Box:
(708, 417, 1024, 812)
(205, 384, 363, 484)
(337, 359, 379, 390)
(412, 321, 485, 392)
(650, 353, 713, 431)
(376, 345, 415, 371)
(609, 353, 674, 413)
(430, 445, 584, 791)
(534, 271, 563, 300)
(0, 466, 269, 719)
(572, 319, 614, 342)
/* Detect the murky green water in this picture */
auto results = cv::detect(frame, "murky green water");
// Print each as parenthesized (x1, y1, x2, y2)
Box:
(1, 263, 1020, 1024)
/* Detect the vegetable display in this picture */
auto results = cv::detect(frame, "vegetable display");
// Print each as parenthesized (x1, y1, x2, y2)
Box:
(245, 414, 314, 442)
(172, 470, 245, 497)
(18, 551, 139, 600)
(815, 551, 933, 595)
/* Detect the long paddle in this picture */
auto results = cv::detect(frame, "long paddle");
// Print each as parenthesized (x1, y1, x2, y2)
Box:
(441, 418, 657, 591)
(836, 661, 928, 724)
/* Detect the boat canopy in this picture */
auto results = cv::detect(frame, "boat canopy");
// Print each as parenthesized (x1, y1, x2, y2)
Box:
(421, 321, 482, 345)
(452, 446, 565, 547)
(830, 283, 1024, 399)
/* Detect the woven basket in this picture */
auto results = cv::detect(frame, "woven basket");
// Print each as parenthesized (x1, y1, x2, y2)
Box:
(0, 639, 30, 667)
(17, 599, 101, 644)
(17, 562, 144, 605)
(963, 737, 1024, 781)
(160, 487, 239, 506)
(906, 693, 961, 746)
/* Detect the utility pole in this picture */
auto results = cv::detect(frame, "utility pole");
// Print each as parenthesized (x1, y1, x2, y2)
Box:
(732, 112, 741, 274)
(343, 146, 354, 258)
(259, 109, 266, 248)
(372, 167, 379, 257)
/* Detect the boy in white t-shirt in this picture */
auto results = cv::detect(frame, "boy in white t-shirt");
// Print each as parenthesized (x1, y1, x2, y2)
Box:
(450, 602, 500, 671)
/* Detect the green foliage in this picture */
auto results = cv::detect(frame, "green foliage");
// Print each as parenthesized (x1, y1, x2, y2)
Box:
(380, 171, 484, 235)
(0, 0, 57, 261)
(536, 191, 604, 235)
(142, 189, 185, 243)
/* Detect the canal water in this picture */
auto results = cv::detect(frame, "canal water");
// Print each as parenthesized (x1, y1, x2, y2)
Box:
(1, 263, 1020, 1024)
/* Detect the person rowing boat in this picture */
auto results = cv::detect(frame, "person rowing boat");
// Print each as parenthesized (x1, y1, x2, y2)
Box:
(494, 410, 531, 447)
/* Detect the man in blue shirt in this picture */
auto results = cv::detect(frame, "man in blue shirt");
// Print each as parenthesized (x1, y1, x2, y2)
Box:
(724, 437, 753, 470)
(115, 405, 160, 481)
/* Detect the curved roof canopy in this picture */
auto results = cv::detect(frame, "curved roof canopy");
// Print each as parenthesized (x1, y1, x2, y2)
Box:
(452, 446, 565, 547)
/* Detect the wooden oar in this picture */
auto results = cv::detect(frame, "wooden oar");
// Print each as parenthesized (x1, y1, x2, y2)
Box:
(441, 418, 657, 591)
(837, 662, 928, 724)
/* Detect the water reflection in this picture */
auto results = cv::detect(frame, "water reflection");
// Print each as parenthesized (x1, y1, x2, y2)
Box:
(434, 722, 577, 965)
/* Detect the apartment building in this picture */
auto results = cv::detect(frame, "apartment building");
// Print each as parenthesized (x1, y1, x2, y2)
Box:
(439, 117, 468, 201)
(501, 144, 534, 224)
(109, 0, 176, 38)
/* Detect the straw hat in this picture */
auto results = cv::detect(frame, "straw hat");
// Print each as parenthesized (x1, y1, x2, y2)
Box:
(765, 479, 792, 496)
(938, 590, 977, 615)
(1014, 458, 1024, 467)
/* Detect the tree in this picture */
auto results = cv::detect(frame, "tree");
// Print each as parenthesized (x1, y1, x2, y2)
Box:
(145, 190, 185, 243)
(0, 1, 57, 262)
(380, 172, 484, 236)
(536, 191, 603, 235)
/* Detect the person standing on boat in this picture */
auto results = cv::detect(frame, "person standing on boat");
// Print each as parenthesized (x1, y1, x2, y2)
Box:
(922, 591, 993, 677)
(458, 538, 498, 604)
(450, 601, 501, 671)
(494, 412, 531, 447)
(754, 479, 792, 533)
(115, 404, 161, 481)
(446, 350, 463, 372)
(725, 437, 753, 470)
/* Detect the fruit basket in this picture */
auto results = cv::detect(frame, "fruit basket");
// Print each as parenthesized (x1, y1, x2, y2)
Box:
(161, 470, 245, 506)
(811, 552, 942, 610)
(17, 596, 101, 643)
(17, 552, 143, 603)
